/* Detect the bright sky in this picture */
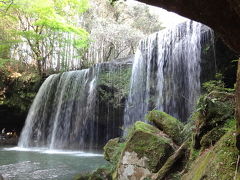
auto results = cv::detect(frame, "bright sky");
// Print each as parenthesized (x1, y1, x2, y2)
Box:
(126, 0, 188, 28)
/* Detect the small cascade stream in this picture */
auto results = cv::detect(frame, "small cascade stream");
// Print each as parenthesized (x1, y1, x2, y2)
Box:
(123, 20, 215, 129)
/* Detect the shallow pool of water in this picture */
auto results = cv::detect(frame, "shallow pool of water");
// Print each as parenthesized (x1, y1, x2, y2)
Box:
(0, 147, 108, 180)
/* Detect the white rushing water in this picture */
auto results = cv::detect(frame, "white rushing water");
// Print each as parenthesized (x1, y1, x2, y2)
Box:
(18, 60, 131, 150)
(4, 147, 103, 156)
(123, 20, 214, 129)
(18, 69, 97, 149)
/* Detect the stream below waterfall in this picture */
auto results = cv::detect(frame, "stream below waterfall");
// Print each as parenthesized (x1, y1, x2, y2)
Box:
(0, 147, 107, 180)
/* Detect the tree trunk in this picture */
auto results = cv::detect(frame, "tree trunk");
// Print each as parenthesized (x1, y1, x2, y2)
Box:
(236, 59, 240, 152)
(36, 59, 42, 77)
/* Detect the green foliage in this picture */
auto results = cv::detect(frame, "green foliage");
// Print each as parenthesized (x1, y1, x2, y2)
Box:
(0, 60, 41, 111)
(181, 120, 195, 141)
(195, 91, 234, 120)
(189, 148, 200, 162)
(98, 66, 131, 108)
(197, 73, 235, 115)
(223, 118, 236, 131)
(0, 0, 90, 75)
(202, 73, 234, 93)
(189, 75, 236, 169)
(3, 74, 41, 112)
(0, 58, 10, 67)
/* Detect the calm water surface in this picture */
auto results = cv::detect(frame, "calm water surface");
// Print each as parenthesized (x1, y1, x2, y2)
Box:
(0, 147, 107, 180)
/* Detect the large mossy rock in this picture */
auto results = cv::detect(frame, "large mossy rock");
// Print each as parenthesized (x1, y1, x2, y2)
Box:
(193, 91, 235, 149)
(104, 138, 120, 162)
(153, 142, 188, 180)
(103, 138, 125, 166)
(182, 130, 240, 180)
(116, 121, 175, 180)
(146, 110, 184, 145)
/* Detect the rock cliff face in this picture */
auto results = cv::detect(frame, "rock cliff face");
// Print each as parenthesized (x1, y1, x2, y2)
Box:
(137, 0, 240, 53)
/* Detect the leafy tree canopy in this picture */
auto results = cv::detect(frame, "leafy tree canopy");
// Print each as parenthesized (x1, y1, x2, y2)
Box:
(0, 0, 89, 74)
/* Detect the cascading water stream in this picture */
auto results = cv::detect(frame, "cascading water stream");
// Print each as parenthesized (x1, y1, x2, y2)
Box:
(18, 59, 131, 150)
(123, 20, 214, 129)
(18, 69, 96, 149)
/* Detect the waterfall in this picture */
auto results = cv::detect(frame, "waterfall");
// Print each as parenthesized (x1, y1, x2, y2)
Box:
(18, 20, 215, 150)
(124, 20, 214, 129)
(18, 59, 132, 150)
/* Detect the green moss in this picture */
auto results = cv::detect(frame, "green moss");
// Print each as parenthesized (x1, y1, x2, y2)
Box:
(189, 148, 200, 163)
(134, 121, 160, 134)
(200, 127, 226, 148)
(146, 110, 184, 144)
(155, 141, 188, 180)
(103, 138, 125, 166)
(104, 138, 119, 162)
(183, 130, 240, 180)
(200, 119, 236, 149)
(223, 118, 236, 130)
(124, 121, 174, 172)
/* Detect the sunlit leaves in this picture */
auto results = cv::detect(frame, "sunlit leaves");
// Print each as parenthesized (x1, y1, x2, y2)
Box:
(0, 0, 90, 44)
(0, 0, 14, 14)
(0, 0, 89, 74)
(53, 0, 89, 16)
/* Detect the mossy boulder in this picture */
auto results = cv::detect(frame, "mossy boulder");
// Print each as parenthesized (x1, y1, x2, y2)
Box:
(153, 142, 188, 180)
(116, 121, 175, 179)
(200, 126, 226, 149)
(103, 138, 125, 165)
(146, 110, 184, 144)
(182, 130, 240, 180)
(104, 138, 119, 162)
(193, 92, 234, 149)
